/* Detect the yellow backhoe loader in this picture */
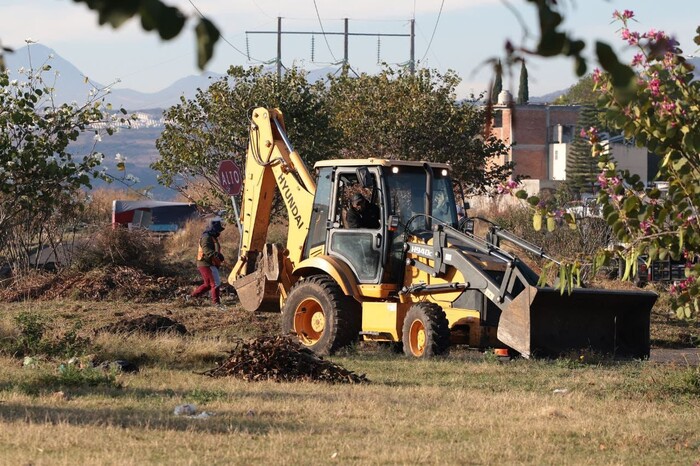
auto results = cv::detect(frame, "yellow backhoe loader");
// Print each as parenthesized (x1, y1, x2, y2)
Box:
(228, 107, 657, 358)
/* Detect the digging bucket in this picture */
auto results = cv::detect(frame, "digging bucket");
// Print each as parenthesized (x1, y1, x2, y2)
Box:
(232, 244, 282, 312)
(497, 286, 657, 359)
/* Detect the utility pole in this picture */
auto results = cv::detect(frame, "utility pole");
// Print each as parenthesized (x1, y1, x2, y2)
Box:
(343, 18, 349, 68)
(410, 19, 415, 74)
(246, 18, 414, 77)
(276, 17, 282, 80)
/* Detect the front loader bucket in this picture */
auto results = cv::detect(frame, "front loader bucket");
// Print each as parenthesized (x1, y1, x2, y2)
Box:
(497, 286, 657, 359)
(232, 244, 283, 312)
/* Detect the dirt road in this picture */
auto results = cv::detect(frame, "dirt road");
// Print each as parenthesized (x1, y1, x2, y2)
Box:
(650, 348, 700, 365)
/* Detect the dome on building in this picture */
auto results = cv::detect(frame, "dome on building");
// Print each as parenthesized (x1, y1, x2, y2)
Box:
(497, 90, 513, 105)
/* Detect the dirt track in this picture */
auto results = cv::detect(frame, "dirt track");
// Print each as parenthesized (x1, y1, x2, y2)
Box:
(650, 348, 700, 365)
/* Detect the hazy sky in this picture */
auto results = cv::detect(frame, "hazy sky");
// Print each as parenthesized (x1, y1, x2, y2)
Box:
(1, 0, 698, 97)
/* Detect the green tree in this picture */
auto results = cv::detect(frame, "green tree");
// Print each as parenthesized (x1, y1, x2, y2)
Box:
(555, 74, 598, 105)
(0, 51, 127, 271)
(153, 65, 336, 211)
(491, 60, 503, 104)
(516, 60, 529, 104)
(565, 105, 599, 194)
(155, 66, 513, 209)
(325, 67, 512, 194)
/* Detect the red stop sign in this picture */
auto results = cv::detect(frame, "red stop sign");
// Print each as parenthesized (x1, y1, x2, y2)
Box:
(217, 160, 242, 196)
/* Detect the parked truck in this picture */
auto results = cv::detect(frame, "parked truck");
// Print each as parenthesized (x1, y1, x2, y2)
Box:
(228, 108, 657, 358)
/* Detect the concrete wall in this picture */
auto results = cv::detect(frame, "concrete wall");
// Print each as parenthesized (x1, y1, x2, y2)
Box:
(549, 143, 568, 180)
(611, 143, 649, 181)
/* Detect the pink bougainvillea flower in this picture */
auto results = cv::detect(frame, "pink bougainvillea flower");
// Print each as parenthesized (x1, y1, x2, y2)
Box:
(613, 9, 634, 20)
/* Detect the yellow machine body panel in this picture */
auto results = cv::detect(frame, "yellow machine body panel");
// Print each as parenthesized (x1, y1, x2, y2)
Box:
(361, 301, 407, 341)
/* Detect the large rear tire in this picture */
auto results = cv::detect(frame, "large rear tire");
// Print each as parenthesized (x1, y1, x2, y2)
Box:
(281, 275, 360, 356)
(402, 302, 450, 358)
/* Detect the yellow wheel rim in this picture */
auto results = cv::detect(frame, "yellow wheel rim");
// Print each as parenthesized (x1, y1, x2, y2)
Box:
(293, 297, 324, 346)
(409, 319, 426, 356)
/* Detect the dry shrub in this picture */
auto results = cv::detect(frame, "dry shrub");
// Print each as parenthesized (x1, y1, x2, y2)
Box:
(162, 218, 210, 264)
(53, 266, 180, 301)
(72, 226, 165, 275)
(267, 216, 289, 245)
(0, 266, 182, 302)
(474, 204, 613, 283)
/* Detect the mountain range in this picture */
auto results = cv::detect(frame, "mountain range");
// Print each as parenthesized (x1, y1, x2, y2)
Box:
(5, 44, 224, 110)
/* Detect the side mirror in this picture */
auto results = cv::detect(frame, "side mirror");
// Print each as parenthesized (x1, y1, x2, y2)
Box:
(356, 167, 375, 189)
(463, 201, 470, 211)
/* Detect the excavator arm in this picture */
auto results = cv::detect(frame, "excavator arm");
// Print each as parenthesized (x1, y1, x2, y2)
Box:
(228, 108, 316, 311)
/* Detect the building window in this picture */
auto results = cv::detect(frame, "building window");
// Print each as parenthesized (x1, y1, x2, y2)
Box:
(549, 124, 574, 143)
(493, 110, 502, 128)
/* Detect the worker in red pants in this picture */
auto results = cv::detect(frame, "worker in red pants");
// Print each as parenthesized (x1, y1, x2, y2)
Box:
(191, 219, 225, 305)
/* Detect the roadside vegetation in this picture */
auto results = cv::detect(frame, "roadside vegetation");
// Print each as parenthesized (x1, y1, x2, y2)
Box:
(0, 208, 698, 464)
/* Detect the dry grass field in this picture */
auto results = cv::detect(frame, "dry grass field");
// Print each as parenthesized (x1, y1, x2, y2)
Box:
(0, 216, 698, 465)
(0, 295, 699, 466)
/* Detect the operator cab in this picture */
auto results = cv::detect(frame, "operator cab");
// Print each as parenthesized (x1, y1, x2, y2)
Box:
(304, 160, 456, 285)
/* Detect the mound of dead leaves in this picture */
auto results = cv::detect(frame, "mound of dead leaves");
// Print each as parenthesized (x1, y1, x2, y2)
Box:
(0, 266, 180, 302)
(97, 313, 187, 335)
(203, 335, 369, 384)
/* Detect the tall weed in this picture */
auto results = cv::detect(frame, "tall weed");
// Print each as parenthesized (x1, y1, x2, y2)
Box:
(2, 311, 90, 358)
(72, 226, 165, 274)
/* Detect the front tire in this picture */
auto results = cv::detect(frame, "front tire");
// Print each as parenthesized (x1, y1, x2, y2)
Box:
(402, 302, 450, 358)
(281, 275, 360, 356)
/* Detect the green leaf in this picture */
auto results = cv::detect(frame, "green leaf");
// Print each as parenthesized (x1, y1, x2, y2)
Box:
(527, 196, 540, 206)
(195, 17, 220, 69)
(140, 0, 186, 40)
(515, 189, 528, 200)
(623, 196, 638, 212)
(559, 264, 566, 295)
(537, 262, 551, 287)
(595, 41, 635, 88)
(622, 255, 632, 281)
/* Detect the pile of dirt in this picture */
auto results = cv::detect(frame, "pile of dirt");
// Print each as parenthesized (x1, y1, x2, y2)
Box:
(0, 266, 181, 302)
(97, 313, 187, 335)
(203, 335, 369, 384)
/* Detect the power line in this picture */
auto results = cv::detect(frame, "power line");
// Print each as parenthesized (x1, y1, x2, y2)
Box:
(312, 0, 338, 62)
(420, 0, 444, 63)
(415, 23, 444, 69)
(187, 0, 267, 63)
(246, 17, 413, 78)
(248, 0, 275, 19)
